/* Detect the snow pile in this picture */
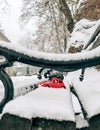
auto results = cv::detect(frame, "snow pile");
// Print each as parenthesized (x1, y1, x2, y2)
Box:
(2, 87, 75, 122)
(68, 19, 100, 49)
(66, 68, 100, 118)
(76, 115, 89, 129)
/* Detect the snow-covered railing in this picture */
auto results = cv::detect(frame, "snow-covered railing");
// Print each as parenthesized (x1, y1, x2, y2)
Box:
(0, 42, 100, 72)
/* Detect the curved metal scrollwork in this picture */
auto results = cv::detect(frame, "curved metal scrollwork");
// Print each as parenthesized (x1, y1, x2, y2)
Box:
(0, 60, 14, 113)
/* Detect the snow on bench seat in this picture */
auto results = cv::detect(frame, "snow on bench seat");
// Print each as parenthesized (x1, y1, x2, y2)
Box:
(1, 87, 76, 130)
(72, 70, 100, 119)
(66, 69, 100, 130)
(2, 87, 75, 122)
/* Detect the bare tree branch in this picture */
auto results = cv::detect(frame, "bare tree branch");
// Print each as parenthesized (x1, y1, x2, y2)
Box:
(59, 0, 74, 32)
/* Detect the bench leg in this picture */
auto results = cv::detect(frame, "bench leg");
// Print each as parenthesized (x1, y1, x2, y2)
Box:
(89, 114, 100, 130)
(31, 118, 76, 130)
(0, 113, 32, 130)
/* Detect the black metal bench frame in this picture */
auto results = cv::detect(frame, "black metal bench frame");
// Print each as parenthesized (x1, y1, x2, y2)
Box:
(0, 43, 100, 114)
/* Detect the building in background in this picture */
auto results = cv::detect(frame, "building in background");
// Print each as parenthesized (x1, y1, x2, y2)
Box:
(0, 32, 10, 42)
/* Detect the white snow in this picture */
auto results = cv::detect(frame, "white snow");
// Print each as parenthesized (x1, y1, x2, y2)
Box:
(0, 41, 100, 62)
(0, 0, 23, 43)
(0, 68, 100, 128)
(76, 115, 89, 128)
(68, 19, 100, 49)
(2, 87, 75, 122)
(0, 18, 99, 128)
(66, 68, 100, 118)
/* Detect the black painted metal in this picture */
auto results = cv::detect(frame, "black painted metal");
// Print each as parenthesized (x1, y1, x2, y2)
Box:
(79, 68, 85, 81)
(70, 86, 87, 120)
(37, 68, 45, 79)
(0, 46, 100, 72)
(0, 68, 14, 113)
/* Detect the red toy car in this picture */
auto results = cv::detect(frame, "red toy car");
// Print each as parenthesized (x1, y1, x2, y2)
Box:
(34, 77, 66, 89)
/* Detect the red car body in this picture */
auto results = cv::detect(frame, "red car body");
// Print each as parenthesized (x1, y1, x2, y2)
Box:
(35, 77, 66, 88)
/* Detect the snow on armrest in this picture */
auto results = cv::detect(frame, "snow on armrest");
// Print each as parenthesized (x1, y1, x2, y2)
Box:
(0, 41, 100, 72)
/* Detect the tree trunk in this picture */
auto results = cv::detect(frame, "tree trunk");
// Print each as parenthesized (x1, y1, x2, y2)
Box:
(59, 0, 74, 32)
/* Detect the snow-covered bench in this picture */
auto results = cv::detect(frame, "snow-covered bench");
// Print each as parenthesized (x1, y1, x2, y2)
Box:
(0, 41, 100, 110)
(1, 87, 76, 130)
(0, 41, 100, 129)
(67, 69, 100, 130)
